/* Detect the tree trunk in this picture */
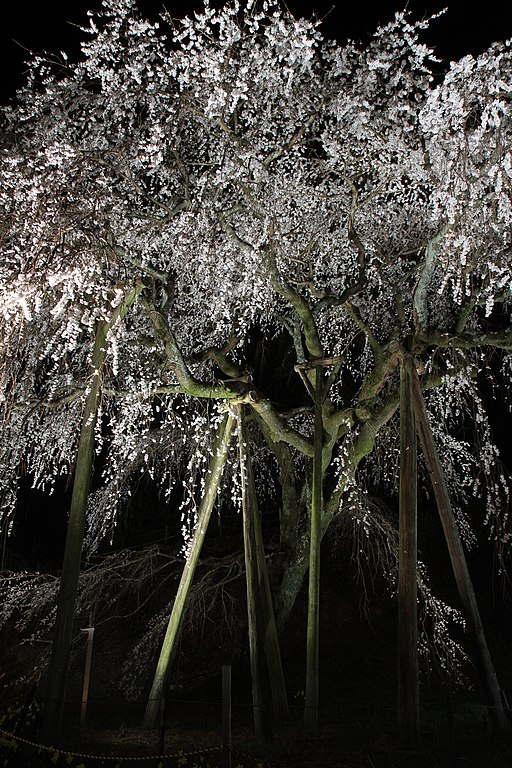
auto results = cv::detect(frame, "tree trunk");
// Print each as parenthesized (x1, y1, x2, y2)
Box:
(304, 365, 323, 733)
(239, 407, 289, 737)
(411, 369, 511, 735)
(397, 355, 420, 748)
(41, 320, 109, 743)
(275, 389, 400, 633)
(41, 285, 143, 744)
(143, 411, 236, 729)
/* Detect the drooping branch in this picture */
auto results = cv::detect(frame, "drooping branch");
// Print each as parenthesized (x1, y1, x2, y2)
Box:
(244, 390, 313, 457)
(263, 111, 319, 169)
(189, 335, 249, 380)
(266, 225, 324, 360)
(143, 301, 243, 399)
(356, 341, 401, 408)
(416, 327, 512, 350)
(14, 387, 85, 410)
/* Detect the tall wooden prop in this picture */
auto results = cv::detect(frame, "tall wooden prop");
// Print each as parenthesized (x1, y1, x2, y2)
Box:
(238, 407, 289, 740)
(304, 364, 324, 733)
(252, 480, 290, 725)
(144, 412, 236, 728)
(240, 411, 272, 740)
(222, 664, 232, 768)
(41, 285, 141, 743)
(398, 355, 420, 748)
(411, 370, 511, 735)
(79, 624, 95, 728)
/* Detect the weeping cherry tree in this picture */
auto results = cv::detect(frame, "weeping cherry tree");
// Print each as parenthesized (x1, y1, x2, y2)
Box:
(1, 0, 512, 740)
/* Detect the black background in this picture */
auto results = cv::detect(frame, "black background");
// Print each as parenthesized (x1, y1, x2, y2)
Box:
(2, 1, 512, 103)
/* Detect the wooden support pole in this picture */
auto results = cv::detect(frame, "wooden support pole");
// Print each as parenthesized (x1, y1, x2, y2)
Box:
(411, 370, 511, 735)
(80, 625, 95, 729)
(238, 406, 289, 729)
(239, 409, 272, 741)
(144, 412, 236, 728)
(252, 494, 290, 725)
(222, 664, 232, 768)
(398, 355, 420, 748)
(41, 320, 109, 744)
(41, 285, 142, 744)
(304, 364, 323, 733)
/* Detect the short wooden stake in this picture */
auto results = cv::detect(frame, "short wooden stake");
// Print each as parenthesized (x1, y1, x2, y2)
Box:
(80, 625, 95, 728)
(222, 664, 232, 768)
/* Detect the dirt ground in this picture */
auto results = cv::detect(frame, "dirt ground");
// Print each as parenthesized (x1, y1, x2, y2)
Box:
(2, 612, 512, 768)
(2, 525, 512, 768)
(2, 691, 512, 768)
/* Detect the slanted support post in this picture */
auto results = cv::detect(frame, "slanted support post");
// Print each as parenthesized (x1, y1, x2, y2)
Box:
(238, 405, 289, 738)
(40, 322, 108, 743)
(144, 411, 236, 728)
(411, 368, 511, 736)
(80, 624, 95, 729)
(398, 354, 420, 748)
(239, 406, 272, 740)
(41, 284, 143, 744)
(304, 364, 323, 733)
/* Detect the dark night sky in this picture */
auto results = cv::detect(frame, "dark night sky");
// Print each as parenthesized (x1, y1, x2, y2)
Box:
(1, 1, 512, 103)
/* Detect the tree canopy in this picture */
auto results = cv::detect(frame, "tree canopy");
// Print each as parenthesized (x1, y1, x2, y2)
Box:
(1, 0, 512, 705)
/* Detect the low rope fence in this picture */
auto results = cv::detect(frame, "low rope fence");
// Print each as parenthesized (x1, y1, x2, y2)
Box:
(0, 727, 270, 768)
(2, 666, 509, 768)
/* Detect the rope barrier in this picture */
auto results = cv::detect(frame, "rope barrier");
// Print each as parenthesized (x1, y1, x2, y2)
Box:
(2, 692, 501, 766)
(0, 727, 272, 767)
(0, 728, 223, 763)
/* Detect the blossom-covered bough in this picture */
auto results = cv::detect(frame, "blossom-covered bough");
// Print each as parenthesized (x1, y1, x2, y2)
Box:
(1, 0, 511, 744)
